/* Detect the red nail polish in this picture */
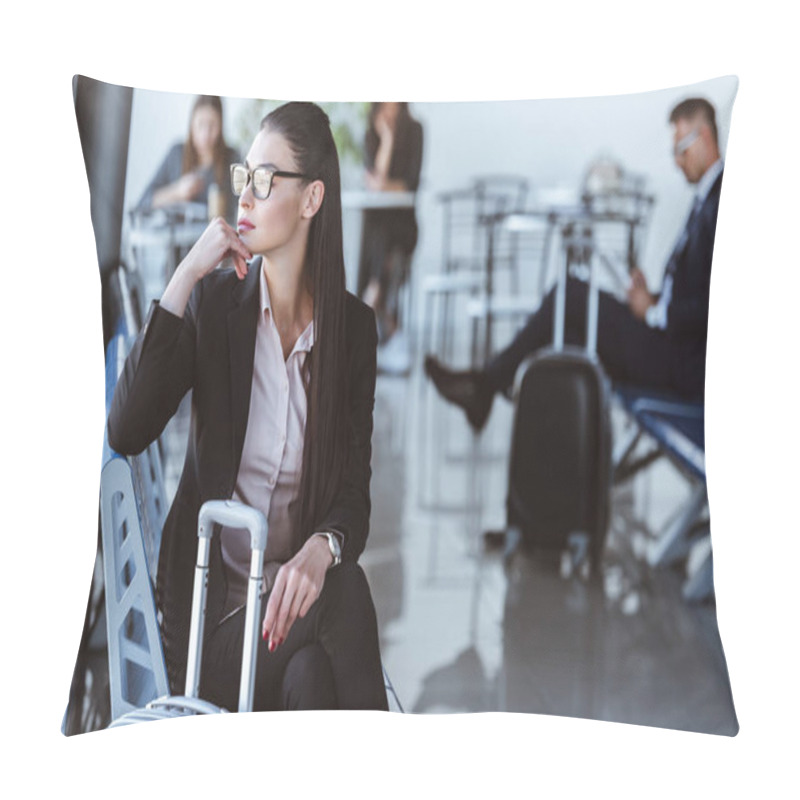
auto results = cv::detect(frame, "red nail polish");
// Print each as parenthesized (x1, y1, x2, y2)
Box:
(262, 630, 268, 642)
(269, 640, 276, 653)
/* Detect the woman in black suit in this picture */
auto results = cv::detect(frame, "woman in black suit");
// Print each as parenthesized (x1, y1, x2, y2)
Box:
(358, 102, 423, 371)
(108, 102, 388, 711)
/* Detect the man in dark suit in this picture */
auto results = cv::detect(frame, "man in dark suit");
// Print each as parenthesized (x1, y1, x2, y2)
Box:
(425, 97, 725, 432)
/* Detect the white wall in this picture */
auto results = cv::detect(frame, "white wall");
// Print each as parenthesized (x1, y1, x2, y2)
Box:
(124, 76, 737, 304)
(409, 75, 737, 292)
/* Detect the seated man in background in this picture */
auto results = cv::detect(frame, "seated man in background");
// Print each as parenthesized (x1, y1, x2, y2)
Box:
(425, 98, 725, 432)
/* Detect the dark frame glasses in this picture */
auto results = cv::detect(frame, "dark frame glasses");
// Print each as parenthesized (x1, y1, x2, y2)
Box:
(230, 163, 308, 200)
(673, 128, 701, 158)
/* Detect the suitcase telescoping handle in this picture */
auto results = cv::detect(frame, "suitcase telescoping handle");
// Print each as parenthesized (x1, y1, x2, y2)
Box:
(553, 219, 600, 356)
(185, 500, 268, 713)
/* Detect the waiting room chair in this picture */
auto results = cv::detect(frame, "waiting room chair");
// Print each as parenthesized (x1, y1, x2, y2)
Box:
(420, 175, 529, 365)
(613, 385, 714, 603)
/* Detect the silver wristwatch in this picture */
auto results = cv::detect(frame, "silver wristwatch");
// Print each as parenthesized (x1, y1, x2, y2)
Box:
(319, 531, 341, 568)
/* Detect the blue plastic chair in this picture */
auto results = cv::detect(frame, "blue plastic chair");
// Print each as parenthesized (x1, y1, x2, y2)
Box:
(613, 385, 714, 602)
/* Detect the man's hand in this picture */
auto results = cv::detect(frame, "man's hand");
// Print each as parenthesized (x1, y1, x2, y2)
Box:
(627, 268, 656, 320)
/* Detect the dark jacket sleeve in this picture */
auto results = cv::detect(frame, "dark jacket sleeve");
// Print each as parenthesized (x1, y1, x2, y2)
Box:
(364, 118, 423, 192)
(402, 121, 423, 192)
(107, 284, 201, 456)
(318, 303, 378, 562)
(666, 191, 720, 337)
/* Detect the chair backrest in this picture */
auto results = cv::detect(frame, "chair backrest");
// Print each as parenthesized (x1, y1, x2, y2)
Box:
(104, 269, 167, 574)
(437, 174, 530, 275)
(100, 332, 170, 722)
(100, 268, 172, 722)
(472, 174, 529, 215)
(615, 386, 705, 482)
(580, 161, 655, 277)
(100, 455, 171, 721)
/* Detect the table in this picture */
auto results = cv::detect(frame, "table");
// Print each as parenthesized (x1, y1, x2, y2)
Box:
(340, 189, 417, 296)
(476, 204, 651, 364)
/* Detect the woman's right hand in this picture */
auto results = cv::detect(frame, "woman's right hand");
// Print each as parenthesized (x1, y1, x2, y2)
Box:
(151, 171, 205, 208)
(374, 109, 394, 143)
(160, 218, 253, 317)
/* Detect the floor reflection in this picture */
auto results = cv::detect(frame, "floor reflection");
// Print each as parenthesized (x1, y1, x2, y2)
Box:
(367, 365, 737, 734)
(412, 646, 496, 713)
(72, 335, 737, 735)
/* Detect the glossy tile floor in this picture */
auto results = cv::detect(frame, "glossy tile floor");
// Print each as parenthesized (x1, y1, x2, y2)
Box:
(359, 351, 737, 734)
(156, 332, 738, 735)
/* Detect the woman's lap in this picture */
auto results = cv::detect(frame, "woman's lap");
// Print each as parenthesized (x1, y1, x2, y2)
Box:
(200, 561, 388, 712)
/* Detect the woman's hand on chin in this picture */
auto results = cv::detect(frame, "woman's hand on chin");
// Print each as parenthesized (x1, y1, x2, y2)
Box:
(182, 217, 252, 282)
(160, 218, 253, 317)
(261, 535, 333, 652)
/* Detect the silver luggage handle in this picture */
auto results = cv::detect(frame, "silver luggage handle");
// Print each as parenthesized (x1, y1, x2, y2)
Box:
(553, 221, 600, 356)
(185, 500, 268, 713)
(147, 695, 231, 715)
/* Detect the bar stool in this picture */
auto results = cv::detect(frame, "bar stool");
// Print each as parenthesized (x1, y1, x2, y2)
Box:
(420, 175, 529, 366)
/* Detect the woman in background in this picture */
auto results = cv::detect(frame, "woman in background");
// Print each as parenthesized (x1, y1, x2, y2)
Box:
(137, 94, 238, 223)
(359, 102, 423, 374)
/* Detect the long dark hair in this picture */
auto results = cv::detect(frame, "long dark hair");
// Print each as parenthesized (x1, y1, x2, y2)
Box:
(367, 101, 412, 131)
(183, 95, 230, 202)
(261, 102, 349, 549)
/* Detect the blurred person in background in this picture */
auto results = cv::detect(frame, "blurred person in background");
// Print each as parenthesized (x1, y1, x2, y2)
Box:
(136, 94, 239, 224)
(425, 97, 724, 431)
(359, 102, 423, 374)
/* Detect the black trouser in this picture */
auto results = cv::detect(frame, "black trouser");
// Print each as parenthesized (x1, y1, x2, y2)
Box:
(483, 277, 695, 398)
(200, 561, 388, 712)
(358, 210, 417, 341)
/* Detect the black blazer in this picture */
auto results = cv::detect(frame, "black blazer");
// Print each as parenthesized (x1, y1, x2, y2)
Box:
(107, 262, 378, 688)
(664, 169, 724, 398)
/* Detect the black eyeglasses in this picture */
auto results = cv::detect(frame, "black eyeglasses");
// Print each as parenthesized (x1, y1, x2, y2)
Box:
(230, 163, 307, 200)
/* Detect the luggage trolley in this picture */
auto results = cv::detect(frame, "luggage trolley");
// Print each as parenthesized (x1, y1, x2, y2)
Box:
(109, 500, 267, 724)
(506, 212, 616, 576)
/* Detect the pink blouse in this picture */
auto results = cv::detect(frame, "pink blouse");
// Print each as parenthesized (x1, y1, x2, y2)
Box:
(220, 266, 314, 613)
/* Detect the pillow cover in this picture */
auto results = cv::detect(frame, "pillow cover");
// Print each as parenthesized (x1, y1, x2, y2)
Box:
(64, 74, 738, 736)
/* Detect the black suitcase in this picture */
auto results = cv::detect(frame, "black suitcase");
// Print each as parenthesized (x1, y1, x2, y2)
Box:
(506, 221, 612, 572)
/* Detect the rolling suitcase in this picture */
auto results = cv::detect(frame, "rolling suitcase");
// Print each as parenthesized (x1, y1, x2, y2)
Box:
(109, 500, 268, 725)
(506, 221, 612, 573)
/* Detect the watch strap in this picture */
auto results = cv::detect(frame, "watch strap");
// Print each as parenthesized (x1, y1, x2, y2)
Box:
(317, 531, 341, 567)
